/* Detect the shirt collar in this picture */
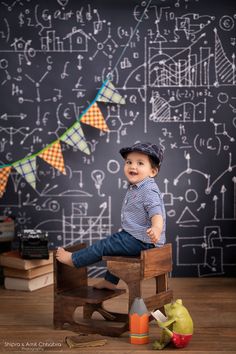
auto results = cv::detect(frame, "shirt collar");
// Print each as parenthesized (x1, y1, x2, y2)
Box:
(129, 177, 154, 190)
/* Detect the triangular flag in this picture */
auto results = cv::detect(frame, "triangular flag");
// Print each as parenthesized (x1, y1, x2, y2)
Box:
(0, 166, 11, 197)
(39, 141, 66, 175)
(13, 157, 37, 190)
(61, 121, 90, 155)
(97, 80, 125, 104)
(80, 102, 109, 132)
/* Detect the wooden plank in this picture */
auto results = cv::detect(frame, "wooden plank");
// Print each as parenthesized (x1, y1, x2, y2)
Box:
(61, 286, 126, 304)
(105, 260, 141, 282)
(103, 256, 140, 263)
(144, 289, 173, 310)
(54, 244, 88, 292)
(141, 244, 172, 278)
(0, 278, 236, 352)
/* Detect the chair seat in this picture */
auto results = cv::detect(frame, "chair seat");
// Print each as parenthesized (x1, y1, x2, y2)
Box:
(60, 286, 126, 304)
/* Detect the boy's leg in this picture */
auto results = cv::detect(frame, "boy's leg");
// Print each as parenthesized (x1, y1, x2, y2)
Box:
(55, 231, 128, 270)
(56, 231, 128, 289)
(93, 231, 155, 288)
(56, 230, 154, 288)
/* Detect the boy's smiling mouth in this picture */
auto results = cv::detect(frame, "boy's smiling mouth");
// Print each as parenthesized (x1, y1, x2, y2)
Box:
(129, 171, 138, 176)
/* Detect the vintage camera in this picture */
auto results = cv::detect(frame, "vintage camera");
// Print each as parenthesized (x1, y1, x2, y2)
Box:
(18, 229, 49, 259)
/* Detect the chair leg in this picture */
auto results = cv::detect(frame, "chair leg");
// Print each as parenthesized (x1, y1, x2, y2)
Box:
(54, 297, 79, 328)
(127, 280, 141, 310)
(53, 296, 64, 329)
(155, 273, 169, 313)
(156, 273, 168, 293)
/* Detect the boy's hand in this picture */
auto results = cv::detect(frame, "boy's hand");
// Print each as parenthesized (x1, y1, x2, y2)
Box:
(146, 226, 160, 244)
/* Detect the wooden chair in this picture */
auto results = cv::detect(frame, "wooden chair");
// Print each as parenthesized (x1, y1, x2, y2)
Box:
(53, 243, 173, 337)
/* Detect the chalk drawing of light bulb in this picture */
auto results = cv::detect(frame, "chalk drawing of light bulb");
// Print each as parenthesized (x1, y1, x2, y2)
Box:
(91, 170, 105, 197)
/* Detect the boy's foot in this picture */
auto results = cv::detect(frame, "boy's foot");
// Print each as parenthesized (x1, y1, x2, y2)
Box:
(56, 247, 74, 267)
(93, 279, 117, 290)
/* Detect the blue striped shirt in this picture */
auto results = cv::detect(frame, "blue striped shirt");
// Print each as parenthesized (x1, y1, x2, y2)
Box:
(121, 177, 166, 246)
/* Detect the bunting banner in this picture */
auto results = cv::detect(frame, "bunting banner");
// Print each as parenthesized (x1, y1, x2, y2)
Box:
(61, 121, 90, 155)
(0, 166, 11, 197)
(0, 80, 125, 196)
(13, 157, 37, 190)
(97, 80, 125, 105)
(39, 141, 66, 175)
(80, 102, 109, 132)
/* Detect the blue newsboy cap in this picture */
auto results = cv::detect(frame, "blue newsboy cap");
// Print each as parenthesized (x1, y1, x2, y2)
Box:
(120, 142, 164, 167)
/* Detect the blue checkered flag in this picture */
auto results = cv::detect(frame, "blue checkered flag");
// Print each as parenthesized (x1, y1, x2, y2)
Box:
(61, 121, 90, 155)
(13, 157, 37, 190)
(97, 80, 125, 105)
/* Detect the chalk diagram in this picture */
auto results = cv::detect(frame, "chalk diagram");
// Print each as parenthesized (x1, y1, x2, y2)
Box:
(0, 0, 235, 277)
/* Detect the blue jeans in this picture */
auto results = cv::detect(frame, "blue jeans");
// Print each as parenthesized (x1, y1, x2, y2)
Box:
(71, 230, 155, 285)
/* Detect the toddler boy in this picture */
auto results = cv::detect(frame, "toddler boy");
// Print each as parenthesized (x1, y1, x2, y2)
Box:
(56, 142, 166, 290)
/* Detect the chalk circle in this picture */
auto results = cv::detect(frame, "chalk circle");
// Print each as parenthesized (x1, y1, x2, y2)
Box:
(28, 47, 36, 59)
(167, 209, 176, 217)
(219, 16, 234, 31)
(107, 160, 120, 174)
(185, 189, 198, 203)
(49, 200, 60, 212)
(97, 42, 104, 50)
(217, 92, 228, 104)
(0, 59, 8, 69)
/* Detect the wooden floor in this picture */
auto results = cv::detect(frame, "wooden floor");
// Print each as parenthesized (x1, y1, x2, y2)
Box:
(0, 277, 236, 353)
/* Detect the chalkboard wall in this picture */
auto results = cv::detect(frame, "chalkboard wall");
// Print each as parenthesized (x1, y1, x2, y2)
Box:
(0, 0, 235, 277)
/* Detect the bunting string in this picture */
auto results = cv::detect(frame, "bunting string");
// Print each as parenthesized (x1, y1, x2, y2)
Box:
(0, 80, 126, 197)
(106, 0, 152, 79)
(0, 79, 125, 170)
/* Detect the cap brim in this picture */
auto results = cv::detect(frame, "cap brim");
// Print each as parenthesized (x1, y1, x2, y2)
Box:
(119, 146, 160, 165)
(119, 147, 135, 158)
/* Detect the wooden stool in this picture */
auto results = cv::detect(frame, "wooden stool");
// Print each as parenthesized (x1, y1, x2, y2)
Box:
(53, 243, 173, 337)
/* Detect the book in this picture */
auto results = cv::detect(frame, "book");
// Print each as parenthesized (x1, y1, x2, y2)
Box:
(0, 250, 53, 270)
(4, 272, 53, 291)
(151, 309, 167, 322)
(65, 334, 107, 349)
(3, 263, 53, 279)
(0, 216, 14, 242)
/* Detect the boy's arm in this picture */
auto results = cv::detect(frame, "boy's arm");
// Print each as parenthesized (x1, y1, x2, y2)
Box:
(146, 214, 163, 244)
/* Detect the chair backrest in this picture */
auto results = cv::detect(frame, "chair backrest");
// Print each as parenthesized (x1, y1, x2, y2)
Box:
(140, 243, 172, 279)
(54, 243, 87, 293)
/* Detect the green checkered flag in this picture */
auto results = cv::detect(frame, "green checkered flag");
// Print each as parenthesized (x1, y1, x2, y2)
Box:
(61, 121, 90, 155)
(13, 157, 37, 190)
(97, 80, 125, 105)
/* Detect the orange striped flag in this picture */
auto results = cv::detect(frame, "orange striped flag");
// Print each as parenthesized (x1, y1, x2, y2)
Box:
(0, 166, 11, 198)
(80, 102, 109, 132)
(39, 141, 66, 175)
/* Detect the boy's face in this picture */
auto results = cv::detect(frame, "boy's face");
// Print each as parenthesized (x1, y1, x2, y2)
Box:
(124, 151, 158, 185)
